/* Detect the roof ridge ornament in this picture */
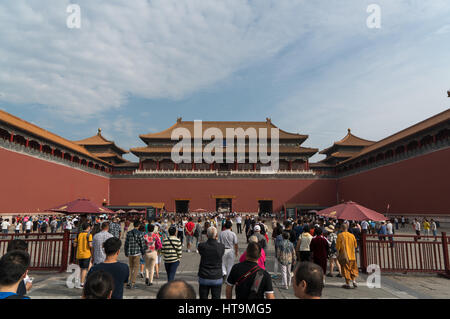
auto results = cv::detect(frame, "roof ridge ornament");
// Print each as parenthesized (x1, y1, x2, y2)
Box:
(98, 128, 102, 135)
(177, 117, 182, 123)
(348, 128, 351, 134)
(266, 117, 271, 124)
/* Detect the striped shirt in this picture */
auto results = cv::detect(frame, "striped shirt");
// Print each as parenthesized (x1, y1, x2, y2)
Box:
(161, 236, 182, 263)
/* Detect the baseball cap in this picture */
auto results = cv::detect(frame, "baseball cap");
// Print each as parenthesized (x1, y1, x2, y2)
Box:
(254, 225, 261, 232)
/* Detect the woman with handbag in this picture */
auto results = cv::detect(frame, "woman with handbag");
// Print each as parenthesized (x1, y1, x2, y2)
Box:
(161, 226, 183, 282)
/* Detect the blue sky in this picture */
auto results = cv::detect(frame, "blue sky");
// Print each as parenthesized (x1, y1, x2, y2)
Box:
(0, 0, 449, 162)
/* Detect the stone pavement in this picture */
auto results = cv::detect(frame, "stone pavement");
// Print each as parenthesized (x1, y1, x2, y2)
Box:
(26, 223, 450, 299)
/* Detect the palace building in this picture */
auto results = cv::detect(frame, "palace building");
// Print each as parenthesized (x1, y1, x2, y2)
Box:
(0, 108, 449, 219)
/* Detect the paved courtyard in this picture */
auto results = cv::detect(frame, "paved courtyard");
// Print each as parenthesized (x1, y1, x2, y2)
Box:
(25, 222, 450, 299)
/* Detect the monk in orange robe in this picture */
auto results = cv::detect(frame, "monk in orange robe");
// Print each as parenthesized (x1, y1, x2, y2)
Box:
(336, 223, 359, 289)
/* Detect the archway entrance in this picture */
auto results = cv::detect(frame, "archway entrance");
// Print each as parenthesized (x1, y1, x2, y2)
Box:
(175, 200, 189, 214)
(216, 198, 232, 213)
(258, 200, 273, 215)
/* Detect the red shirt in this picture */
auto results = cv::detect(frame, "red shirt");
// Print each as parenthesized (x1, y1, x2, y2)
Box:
(185, 222, 195, 235)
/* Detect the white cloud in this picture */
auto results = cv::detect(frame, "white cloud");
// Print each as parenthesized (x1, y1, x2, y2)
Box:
(0, 0, 326, 117)
(1, 0, 449, 125)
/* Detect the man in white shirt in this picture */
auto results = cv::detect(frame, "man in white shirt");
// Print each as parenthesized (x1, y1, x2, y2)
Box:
(2, 219, 11, 234)
(386, 220, 394, 247)
(235, 215, 242, 234)
(218, 221, 239, 281)
(413, 219, 421, 240)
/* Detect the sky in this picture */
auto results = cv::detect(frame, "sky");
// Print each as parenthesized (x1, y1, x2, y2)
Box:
(0, 0, 449, 162)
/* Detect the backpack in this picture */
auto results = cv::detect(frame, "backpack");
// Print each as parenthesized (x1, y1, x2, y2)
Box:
(330, 239, 337, 254)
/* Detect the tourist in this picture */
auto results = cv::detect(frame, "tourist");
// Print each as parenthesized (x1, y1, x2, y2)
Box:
(310, 227, 329, 280)
(244, 215, 252, 242)
(50, 218, 58, 233)
(161, 226, 182, 282)
(293, 262, 323, 299)
(0, 250, 31, 299)
(123, 218, 130, 239)
(88, 238, 129, 299)
(138, 224, 147, 279)
(92, 222, 113, 265)
(7, 239, 32, 296)
(91, 223, 102, 238)
(272, 224, 283, 279)
(156, 280, 196, 299)
(14, 221, 21, 234)
(218, 220, 239, 281)
(185, 217, 196, 253)
(236, 214, 242, 234)
(361, 220, 369, 235)
(225, 242, 274, 299)
(1, 218, 10, 234)
(176, 218, 185, 248)
(277, 231, 296, 290)
(197, 226, 225, 299)
(193, 218, 202, 253)
(82, 270, 114, 299)
(40, 219, 48, 233)
(349, 222, 361, 243)
(296, 226, 313, 262)
(239, 235, 266, 269)
(423, 219, 431, 239)
(401, 216, 406, 228)
(143, 224, 161, 286)
(394, 217, 399, 230)
(252, 225, 267, 250)
(386, 220, 394, 247)
(413, 218, 421, 240)
(199, 221, 210, 244)
(378, 221, 387, 241)
(109, 217, 121, 239)
(124, 220, 147, 289)
(431, 219, 438, 241)
(74, 223, 93, 288)
(325, 225, 342, 278)
(336, 223, 358, 289)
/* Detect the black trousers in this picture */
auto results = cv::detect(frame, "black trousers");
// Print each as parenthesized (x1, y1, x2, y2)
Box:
(237, 223, 242, 234)
(199, 284, 222, 299)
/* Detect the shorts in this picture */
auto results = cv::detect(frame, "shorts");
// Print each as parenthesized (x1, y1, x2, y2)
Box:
(186, 235, 194, 245)
(140, 256, 145, 265)
(78, 258, 91, 269)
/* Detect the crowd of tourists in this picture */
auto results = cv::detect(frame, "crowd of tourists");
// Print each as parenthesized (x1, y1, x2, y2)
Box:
(0, 212, 443, 299)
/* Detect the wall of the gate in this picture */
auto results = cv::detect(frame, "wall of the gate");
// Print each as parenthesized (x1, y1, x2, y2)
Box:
(0, 147, 109, 213)
(109, 178, 337, 212)
(338, 147, 450, 216)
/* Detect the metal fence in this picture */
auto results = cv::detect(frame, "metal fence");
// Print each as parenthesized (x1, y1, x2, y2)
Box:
(0, 231, 70, 272)
(360, 232, 450, 276)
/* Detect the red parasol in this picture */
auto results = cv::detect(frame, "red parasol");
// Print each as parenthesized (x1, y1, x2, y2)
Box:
(317, 201, 387, 221)
(48, 198, 115, 215)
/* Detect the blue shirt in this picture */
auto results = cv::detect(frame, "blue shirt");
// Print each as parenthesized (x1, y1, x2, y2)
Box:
(0, 292, 29, 299)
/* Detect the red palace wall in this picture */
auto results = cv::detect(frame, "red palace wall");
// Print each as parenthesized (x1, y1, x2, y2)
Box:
(0, 147, 109, 214)
(109, 178, 337, 212)
(338, 147, 450, 216)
